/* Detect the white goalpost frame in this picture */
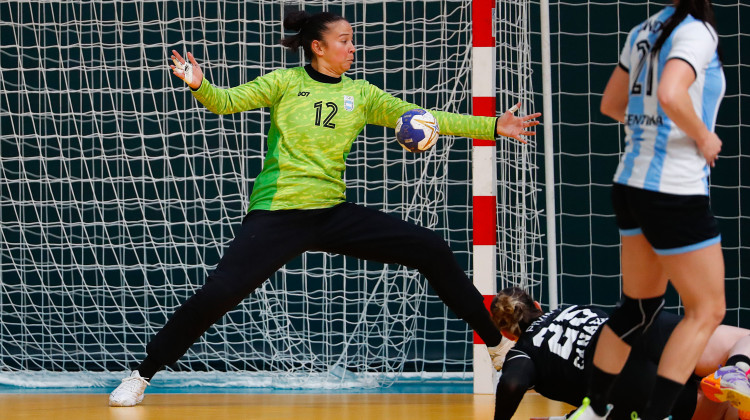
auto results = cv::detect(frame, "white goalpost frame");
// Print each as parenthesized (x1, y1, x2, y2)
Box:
(471, 0, 542, 393)
(471, 0, 498, 395)
(539, 0, 558, 311)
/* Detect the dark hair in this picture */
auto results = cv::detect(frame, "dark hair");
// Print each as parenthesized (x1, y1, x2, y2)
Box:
(652, 0, 720, 61)
(490, 286, 543, 338)
(280, 9, 346, 61)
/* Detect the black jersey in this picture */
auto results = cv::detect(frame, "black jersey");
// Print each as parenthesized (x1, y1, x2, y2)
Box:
(506, 305, 608, 405)
(495, 307, 697, 420)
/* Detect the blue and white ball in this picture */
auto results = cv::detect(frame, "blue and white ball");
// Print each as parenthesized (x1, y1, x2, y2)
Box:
(395, 109, 439, 153)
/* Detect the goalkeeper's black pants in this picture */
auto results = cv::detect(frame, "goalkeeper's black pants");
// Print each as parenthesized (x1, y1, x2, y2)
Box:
(141, 202, 502, 374)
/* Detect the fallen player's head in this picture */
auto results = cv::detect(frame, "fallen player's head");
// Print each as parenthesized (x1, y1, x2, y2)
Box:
(490, 286, 543, 340)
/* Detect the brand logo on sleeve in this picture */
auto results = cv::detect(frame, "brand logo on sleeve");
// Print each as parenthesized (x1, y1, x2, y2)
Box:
(298, 91, 310, 97)
(344, 96, 354, 111)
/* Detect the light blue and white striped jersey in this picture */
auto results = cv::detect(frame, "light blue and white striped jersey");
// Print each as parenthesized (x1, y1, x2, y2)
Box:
(613, 6, 725, 196)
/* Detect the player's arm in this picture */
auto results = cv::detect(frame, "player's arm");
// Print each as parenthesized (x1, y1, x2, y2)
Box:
(658, 23, 721, 167)
(363, 84, 496, 140)
(190, 71, 284, 115)
(170, 50, 283, 115)
(362, 84, 419, 129)
(430, 109, 539, 142)
(600, 66, 629, 123)
(658, 60, 719, 167)
(601, 28, 634, 124)
(494, 350, 537, 420)
(364, 84, 537, 142)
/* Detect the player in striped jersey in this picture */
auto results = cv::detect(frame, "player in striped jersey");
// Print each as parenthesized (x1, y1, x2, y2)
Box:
(569, 1, 729, 419)
(490, 287, 750, 420)
(108, 9, 540, 406)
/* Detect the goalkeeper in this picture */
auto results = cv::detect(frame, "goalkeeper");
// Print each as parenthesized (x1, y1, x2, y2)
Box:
(490, 287, 750, 420)
(108, 8, 540, 406)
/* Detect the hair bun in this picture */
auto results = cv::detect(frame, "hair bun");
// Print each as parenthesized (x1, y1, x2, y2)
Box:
(283, 9, 311, 32)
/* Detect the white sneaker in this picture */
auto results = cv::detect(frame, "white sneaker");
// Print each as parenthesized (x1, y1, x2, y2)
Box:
(109, 370, 150, 407)
(487, 336, 516, 371)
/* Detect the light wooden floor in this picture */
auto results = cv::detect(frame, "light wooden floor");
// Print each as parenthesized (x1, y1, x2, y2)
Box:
(0, 392, 572, 420)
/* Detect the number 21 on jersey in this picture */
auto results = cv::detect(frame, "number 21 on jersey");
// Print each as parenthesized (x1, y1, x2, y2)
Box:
(631, 40, 654, 96)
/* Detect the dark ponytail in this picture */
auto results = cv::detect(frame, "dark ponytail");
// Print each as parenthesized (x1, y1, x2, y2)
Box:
(652, 0, 720, 61)
(279, 9, 346, 61)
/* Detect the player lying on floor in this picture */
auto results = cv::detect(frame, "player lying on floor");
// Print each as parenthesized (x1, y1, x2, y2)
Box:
(489, 287, 750, 420)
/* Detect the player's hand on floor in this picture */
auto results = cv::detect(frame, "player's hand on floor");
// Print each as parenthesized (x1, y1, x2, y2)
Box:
(487, 336, 516, 371)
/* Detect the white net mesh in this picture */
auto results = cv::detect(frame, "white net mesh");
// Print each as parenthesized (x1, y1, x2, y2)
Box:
(496, 0, 544, 290)
(0, 0, 540, 388)
(538, 0, 749, 322)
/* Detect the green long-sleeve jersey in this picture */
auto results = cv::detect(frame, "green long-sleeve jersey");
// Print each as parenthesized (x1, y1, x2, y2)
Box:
(191, 65, 497, 211)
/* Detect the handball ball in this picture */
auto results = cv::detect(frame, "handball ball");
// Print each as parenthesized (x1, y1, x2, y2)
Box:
(395, 109, 439, 153)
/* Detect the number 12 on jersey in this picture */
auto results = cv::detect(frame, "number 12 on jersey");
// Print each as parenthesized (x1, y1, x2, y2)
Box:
(314, 101, 337, 129)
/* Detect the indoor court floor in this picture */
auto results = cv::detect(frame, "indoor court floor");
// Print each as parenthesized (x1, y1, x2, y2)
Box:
(0, 392, 571, 420)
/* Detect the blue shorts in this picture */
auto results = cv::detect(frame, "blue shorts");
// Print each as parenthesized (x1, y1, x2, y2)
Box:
(611, 183, 721, 255)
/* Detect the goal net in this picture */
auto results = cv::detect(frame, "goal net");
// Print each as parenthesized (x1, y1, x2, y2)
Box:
(0, 0, 540, 388)
(540, 0, 749, 323)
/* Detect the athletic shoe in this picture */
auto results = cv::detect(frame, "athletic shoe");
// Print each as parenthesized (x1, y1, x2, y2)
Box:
(701, 362, 750, 411)
(567, 398, 612, 420)
(628, 413, 670, 420)
(487, 337, 515, 371)
(109, 370, 149, 407)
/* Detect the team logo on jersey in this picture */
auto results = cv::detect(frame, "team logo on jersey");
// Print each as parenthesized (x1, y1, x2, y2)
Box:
(344, 96, 354, 111)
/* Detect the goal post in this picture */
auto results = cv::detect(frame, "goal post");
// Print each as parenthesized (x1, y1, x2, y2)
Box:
(471, 0, 543, 393)
(471, 0, 499, 395)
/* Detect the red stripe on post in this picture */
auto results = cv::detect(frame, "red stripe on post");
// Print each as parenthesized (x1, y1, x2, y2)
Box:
(473, 96, 496, 146)
(473, 96, 496, 117)
(472, 0, 495, 48)
(473, 196, 497, 246)
(473, 138, 495, 146)
(473, 294, 497, 344)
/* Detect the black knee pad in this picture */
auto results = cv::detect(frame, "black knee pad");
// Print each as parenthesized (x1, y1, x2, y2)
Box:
(607, 295, 665, 346)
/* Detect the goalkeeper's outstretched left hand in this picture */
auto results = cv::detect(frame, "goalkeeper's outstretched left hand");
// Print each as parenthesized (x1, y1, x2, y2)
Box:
(495, 101, 541, 144)
(170, 50, 203, 90)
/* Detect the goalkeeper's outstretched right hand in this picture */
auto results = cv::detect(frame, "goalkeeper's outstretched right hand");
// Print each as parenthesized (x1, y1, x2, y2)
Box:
(170, 50, 203, 90)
